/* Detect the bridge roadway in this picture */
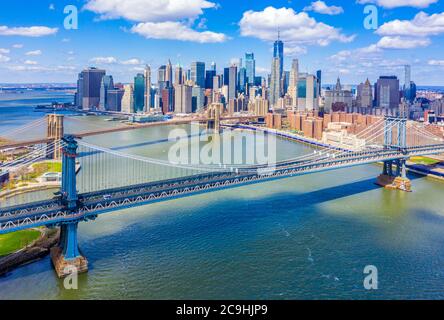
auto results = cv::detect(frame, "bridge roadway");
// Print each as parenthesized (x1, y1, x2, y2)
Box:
(1, 143, 444, 234)
(0, 116, 259, 150)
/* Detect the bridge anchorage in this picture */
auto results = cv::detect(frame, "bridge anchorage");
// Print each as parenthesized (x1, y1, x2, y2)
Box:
(50, 135, 88, 278)
(377, 117, 411, 192)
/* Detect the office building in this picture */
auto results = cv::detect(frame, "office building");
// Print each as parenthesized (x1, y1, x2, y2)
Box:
(121, 84, 134, 114)
(191, 61, 205, 88)
(80, 67, 106, 111)
(245, 52, 256, 84)
(144, 65, 152, 112)
(375, 76, 400, 109)
(175, 84, 193, 114)
(99, 75, 114, 111)
(134, 73, 145, 113)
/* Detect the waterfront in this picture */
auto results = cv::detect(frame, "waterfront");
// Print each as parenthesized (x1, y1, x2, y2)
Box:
(1, 94, 444, 299)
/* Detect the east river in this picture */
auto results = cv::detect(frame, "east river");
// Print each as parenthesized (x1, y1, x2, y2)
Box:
(1, 92, 444, 299)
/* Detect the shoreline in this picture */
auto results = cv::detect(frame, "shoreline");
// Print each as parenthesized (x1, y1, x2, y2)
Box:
(0, 227, 60, 277)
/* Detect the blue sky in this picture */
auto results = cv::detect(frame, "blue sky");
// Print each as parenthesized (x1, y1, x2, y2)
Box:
(0, 0, 443, 85)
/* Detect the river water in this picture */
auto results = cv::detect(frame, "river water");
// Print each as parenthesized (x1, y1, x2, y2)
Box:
(1, 92, 444, 300)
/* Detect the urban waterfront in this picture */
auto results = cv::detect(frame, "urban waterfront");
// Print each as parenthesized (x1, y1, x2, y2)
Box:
(1, 95, 444, 299)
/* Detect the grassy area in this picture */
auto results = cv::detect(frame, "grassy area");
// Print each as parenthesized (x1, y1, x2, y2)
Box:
(0, 229, 41, 256)
(410, 156, 441, 166)
(0, 161, 62, 192)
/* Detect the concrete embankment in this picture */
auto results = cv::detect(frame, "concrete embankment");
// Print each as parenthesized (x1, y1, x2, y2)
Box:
(0, 228, 60, 277)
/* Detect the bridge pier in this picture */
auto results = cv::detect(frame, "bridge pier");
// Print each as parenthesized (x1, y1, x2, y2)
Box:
(51, 222, 88, 278)
(377, 117, 411, 192)
(50, 135, 88, 278)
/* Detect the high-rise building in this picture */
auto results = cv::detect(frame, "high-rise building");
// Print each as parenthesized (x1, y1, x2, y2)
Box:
(205, 69, 216, 89)
(375, 76, 400, 109)
(175, 65, 183, 86)
(357, 79, 373, 109)
(106, 88, 124, 112)
(144, 65, 152, 112)
(288, 59, 299, 108)
(75, 72, 84, 108)
(238, 67, 247, 93)
(210, 61, 216, 72)
(245, 52, 255, 84)
(316, 70, 322, 96)
(191, 62, 205, 88)
(270, 57, 282, 107)
(223, 67, 230, 86)
(158, 65, 167, 92)
(161, 87, 174, 114)
(228, 65, 238, 101)
(175, 84, 193, 114)
(121, 84, 134, 114)
(80, 67, 106, 111)
(192, 86, 205, 112)
(166, 60, 173, 85)
(273, 37, 284, 80)
(99, 75, 114, 111)
(404, 65, 411, 88)
(297, 73, 318, 111)
(134, 73, 145, 113)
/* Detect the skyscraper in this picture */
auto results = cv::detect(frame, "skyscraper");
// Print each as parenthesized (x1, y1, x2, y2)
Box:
(270, 57, 282, 107)
(144, 65, 152, 112)
(191, 62, 205, 88)
(228, 65, 238, 101)
(357, 79, 373, 109)
(166, 60, 173, 85)
(80, 67, 106, 111)
(404, 65, 411, 88)
(175, 65, 183, 86)
(288, 59, 299, 108)
(99, 75, 114, 111)
(175, 84, 193, 114)
(245, 52, 255, 84)
(238, 67, 247, 93)
(273, 37, 284, 80)
(375, 76, 400, 109)
(134, 73, 145, 113)
(121, 84, 134, 114)
(75, 72, 84, 108)
(205, 69, 216, 89)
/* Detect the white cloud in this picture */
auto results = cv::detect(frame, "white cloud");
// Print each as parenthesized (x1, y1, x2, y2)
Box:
(0, 48, 10, 54)
(377, 12, 444, 37)
(284, 46, 308, 56)
(84, 0, 217, 22)
(304, 1, 344, 15)
(90, 56, 118, 64)
(131, 22, 227, 43)
(239, 7, 355, 47)
(0, 25, 58, 37)
(120, 58, 142, 65)
(428, 60, 444, 66)
(357, 0, 438, 8)
(12, 44, 23, 49)
(375, 36, 431, 49)
(49, 4, 55, 10)
(24, 60, 38, 65)
(0, 54, 10, 63)
(26, 50, 42, 56)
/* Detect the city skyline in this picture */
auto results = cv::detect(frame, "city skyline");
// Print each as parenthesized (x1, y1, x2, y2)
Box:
(0, 0, 443, 85)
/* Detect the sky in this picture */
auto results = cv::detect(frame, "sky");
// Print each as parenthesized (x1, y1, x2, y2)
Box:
(0, 0, 444, 85)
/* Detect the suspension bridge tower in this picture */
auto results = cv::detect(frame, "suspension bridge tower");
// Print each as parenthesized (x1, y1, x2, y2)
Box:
(377, 116, 411, 192)
(207, 103, 223, 134)
(51, 135, 88, 278)
(46, 114, 64, 160)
